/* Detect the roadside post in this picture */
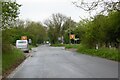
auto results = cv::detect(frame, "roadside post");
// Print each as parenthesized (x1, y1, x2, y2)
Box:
(28, 39, 32, 44)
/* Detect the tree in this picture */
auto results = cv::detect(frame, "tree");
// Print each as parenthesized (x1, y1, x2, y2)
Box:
(73, 0, 120, 15)
(105, 11, 120, 48)
(2, 0, 21, 54)
(1, 1, 21, 29)
(45, 13, 77, 44)
(25, 22, 47, 45)
(74, 10, 120, 49)
(73, 0, 120, 49)
(44, 13, 67, 44)
(73, 21, 86, 43)
(63, 18, 76, 44)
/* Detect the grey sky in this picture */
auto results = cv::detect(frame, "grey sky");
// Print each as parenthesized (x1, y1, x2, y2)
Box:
(17, 0, 90, 23)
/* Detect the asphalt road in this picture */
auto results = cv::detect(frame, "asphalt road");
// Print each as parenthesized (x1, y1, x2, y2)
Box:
(8, 45, 118, 78)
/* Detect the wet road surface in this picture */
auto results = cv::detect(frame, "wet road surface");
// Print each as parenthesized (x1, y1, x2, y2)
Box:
(8, 45, 118, 78)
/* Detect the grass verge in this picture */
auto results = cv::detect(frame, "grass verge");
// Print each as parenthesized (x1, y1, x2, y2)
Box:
(64, 44, 119, 61)
(77, 44, 120, 61)
(2, 47, 25, 78)
(65, 44, 79, 49)
(51, 44, 79, 48)
(51, 44, 65, 47)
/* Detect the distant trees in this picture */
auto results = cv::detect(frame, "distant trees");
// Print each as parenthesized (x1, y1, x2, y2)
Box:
(45, 13, 77, 44)
(25, 22, 47, 45)
(63, 18, 76, 44)
(44, 0, 120, 47)
(2, 0, 119, 52)
(45, 13, 66, 44)
(2, 21, 47, 46)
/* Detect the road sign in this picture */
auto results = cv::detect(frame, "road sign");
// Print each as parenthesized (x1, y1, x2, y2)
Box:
(70, 34, 75, 39)
(21, 36, 27, 40)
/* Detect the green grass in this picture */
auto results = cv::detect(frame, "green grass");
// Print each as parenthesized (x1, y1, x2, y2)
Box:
(51, 44, 80, 48)
(2, 47, 25, 73)
(77, 44, 120, 61)
(51, 44, 65, 47)
(65, 44, 80, 49)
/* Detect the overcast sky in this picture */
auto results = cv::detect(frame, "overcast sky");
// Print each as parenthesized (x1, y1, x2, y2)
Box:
(17, 0, 90, 23)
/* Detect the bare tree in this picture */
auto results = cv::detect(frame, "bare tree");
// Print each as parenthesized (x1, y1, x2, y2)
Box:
(73, 0, 120, 15)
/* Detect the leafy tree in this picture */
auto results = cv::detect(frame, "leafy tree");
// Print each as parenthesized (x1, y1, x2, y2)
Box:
(106, 11, 120, 48)
(73, 21, 86, 42)
(72, 0, 120, 49)
(45, 13, 77, 44)
(45, 13, 67, 44)
(74, 10, 120, 49)
(25, 22, 47, 45)
(2, 1, 21, 54)
(1, 1, 21, 29)
(62, 18, 76, 44)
